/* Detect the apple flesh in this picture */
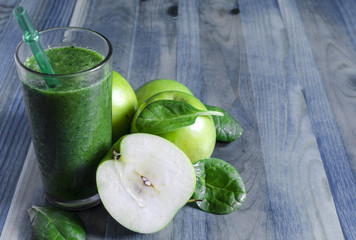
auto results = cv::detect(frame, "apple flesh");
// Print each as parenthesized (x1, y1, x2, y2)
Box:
(135, 79, 193, 106)
(131, 91, 216, 163)
(112, 71, 138, 142)
(96, 133, 196, 234)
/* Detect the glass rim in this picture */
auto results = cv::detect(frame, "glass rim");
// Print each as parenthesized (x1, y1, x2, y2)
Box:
(14, 27, 113, 78)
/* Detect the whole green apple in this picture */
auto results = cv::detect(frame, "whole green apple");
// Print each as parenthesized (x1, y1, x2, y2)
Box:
(135, 79, 193, 106)
(112, 71, 138, 142)
(131, 91, 216, 163)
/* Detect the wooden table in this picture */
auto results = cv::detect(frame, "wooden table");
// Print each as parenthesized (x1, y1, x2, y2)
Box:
(1, 0, 356, 239)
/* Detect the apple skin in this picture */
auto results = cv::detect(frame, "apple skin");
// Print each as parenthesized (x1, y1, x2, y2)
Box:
(135, 79, 193, 106)
(112, 71, 138, 142)
(131, 91, 216, 163)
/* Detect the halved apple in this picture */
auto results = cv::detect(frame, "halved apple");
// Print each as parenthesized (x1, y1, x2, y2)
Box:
(96, 133, 196, 234)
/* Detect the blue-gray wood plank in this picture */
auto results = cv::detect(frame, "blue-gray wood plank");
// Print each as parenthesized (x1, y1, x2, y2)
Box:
(278, 0, 356, 238)
(0, 0, 355, 239)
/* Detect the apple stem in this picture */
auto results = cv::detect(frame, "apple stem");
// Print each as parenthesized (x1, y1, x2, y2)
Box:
(188, 198, 202, 203)
(112, 150, 121, 160)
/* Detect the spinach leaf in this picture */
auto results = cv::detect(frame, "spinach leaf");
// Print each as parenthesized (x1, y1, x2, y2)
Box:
(28, 206, 86, 240)
(193, 158, 246, 214)
(205, 105, 243, 142)
(136, 100, 223, 134)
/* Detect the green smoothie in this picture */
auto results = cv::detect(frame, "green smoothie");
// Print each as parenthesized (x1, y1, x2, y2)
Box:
(22, 46, 112, 201)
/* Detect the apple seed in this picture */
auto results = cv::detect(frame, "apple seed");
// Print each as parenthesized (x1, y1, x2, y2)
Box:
(141, 175, 152, 186)
(138, 174, 160, 192)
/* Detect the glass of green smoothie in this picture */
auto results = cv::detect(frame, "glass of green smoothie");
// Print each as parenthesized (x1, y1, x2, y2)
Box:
(14, 27, 113, 210)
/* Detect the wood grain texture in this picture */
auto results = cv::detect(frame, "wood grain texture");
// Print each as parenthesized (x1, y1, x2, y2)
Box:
(296, 1, 356, 238)
(276, 0, 356, 238)
(125, 0, 180, 90)
(334, 0, 356, 50)
(239, 0, 344, 238)
(176, 0, 202, 95)
(297, 0, 356, 191)
(1, 0, 356, 239)
(199, 0, 275, 238)
(0, 0, 76, 233)
(0, 144, 45, 240)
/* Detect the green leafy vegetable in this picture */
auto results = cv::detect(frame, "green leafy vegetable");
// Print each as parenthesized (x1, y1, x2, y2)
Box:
(205, 105, 243, 142)
(192, 158, 246, 214)
(28, 206, 86, 240)
(136, 100, 223, 134)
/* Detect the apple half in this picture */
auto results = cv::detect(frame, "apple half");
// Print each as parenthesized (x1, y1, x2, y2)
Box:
(96, 133, 196, 234)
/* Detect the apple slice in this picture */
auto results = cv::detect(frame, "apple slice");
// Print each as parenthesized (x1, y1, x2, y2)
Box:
(96, 133, 196, 234)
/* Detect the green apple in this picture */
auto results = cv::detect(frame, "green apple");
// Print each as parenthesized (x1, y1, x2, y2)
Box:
(96, 133, 196, 234)
(131, 91, 216, 163)
(112, 71, 138, 142)
(135, 79, 193, 106)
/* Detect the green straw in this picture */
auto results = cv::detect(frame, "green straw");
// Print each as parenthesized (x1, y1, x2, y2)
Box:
(13, 6, 58, 88)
